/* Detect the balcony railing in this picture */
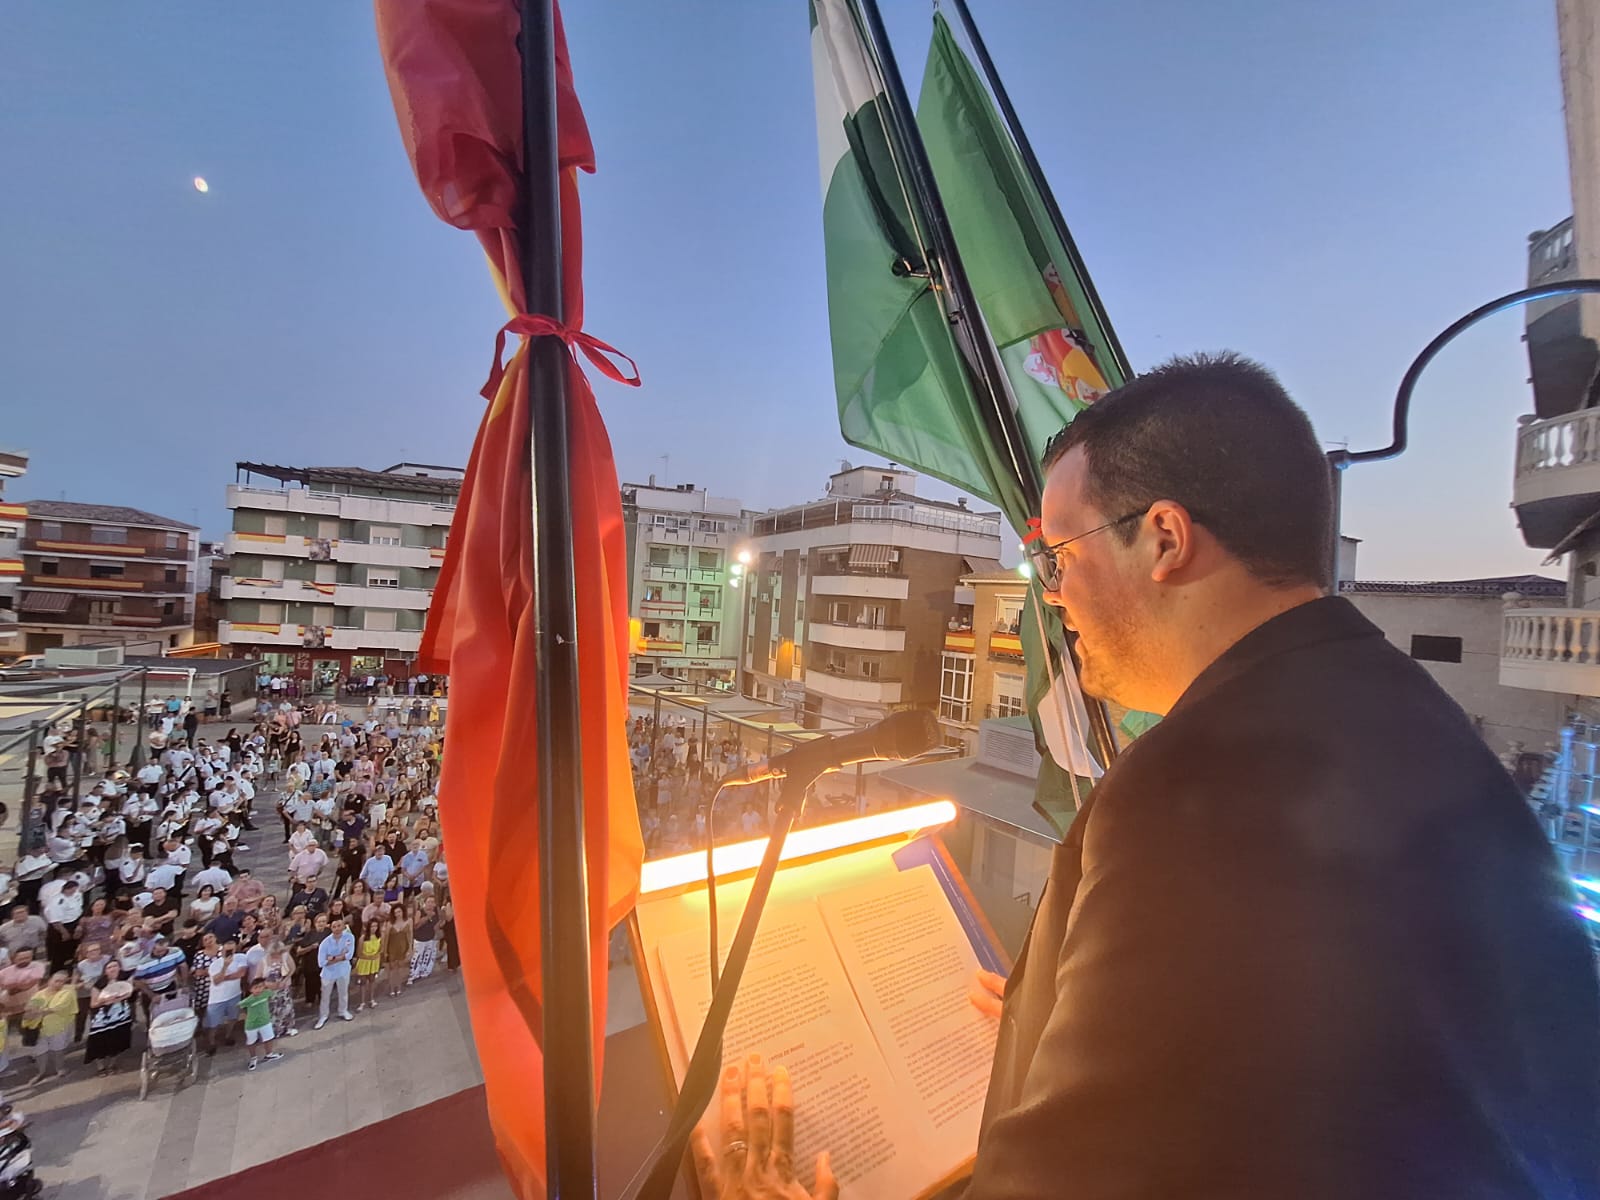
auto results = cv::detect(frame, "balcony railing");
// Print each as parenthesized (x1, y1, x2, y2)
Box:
(813, 563, 905, 578)
(1517, 408, 1600, 479)
(1513, 409, 1600, 547)
(812, 619, 905, 632)
(1501, 607, 1600, 697)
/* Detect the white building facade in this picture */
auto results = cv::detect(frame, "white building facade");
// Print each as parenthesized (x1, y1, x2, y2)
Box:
(742, 464, 1003, 729)
(621, 480, 750, 688)
(0, 449, 27, 657)
(218, 462, 461, 687)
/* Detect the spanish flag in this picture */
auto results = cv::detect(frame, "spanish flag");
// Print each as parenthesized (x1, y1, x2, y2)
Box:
(376, 1, 643, 1193)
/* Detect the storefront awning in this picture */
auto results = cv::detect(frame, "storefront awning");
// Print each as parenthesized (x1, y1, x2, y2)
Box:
(848, 543, 892, 567)
(20, 590, 71, 614)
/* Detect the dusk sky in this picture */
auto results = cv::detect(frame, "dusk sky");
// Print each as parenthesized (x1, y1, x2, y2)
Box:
(0, 0, 1572, 580)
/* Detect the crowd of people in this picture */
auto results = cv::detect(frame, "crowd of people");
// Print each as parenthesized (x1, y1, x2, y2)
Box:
(627, 714, 776, 856)
(0, 696, 451, 1093)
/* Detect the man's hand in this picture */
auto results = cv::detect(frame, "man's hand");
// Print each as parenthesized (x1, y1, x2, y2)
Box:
(690, 1055, 837, 1200)
(969, 968, 1007, 1018)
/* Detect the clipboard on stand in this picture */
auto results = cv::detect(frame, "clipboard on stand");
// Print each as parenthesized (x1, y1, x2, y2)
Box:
(629, 800, 1009, 1200)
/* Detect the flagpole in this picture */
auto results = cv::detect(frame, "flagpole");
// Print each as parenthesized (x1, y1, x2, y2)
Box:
(853, 0, 1037, 504)
(853, 0, 1120, 768)
(946, 0, 1132, 383)
(519, 0, 598, 1194)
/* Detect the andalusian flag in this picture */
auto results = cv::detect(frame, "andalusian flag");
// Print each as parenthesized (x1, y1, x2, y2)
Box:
(810, 0, 1011, 506)
(917, 12, 1126, 415)
(810, 0, 1136, 810)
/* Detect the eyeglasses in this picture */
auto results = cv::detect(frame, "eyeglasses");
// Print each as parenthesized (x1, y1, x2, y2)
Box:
(1029, 510, 1146, 592)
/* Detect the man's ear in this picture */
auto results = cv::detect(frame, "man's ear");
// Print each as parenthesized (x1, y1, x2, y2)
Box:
(1145, 499, 1198, 583)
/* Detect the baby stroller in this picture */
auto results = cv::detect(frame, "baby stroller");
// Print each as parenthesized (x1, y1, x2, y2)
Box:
(0, 1105, 39, 1199)
(140, 995, 198, 1100)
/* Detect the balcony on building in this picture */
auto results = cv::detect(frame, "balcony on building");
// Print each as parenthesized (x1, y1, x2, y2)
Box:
(1501, 607, 1600, 696)
(1513, 218, 1600, 550)
(807, 613, 906, 653)
(804, 663, 902, 704)
(20, 590, 188, 630)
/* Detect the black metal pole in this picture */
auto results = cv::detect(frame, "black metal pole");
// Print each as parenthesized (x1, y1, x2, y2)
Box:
(107, 681, 121, 775)
(946, 0, 1132, 383)
(19, 726, 41, 857)
(69, 700, 86, 805)
(854, 0, 1120, 768)
(854, 0, 1038, 507)
(129, 669, 148, 770)
(519, 1, 596, 1194)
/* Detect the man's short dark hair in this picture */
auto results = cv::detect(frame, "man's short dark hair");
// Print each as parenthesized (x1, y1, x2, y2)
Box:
(1042, 352, 1332, 588)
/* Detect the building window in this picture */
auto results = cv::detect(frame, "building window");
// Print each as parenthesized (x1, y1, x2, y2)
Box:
(940, 653, 974, 723)
(363, 609, 398, 632)
(369, 525, 401, 546)
(165, 532, 180, 550)
(366, 570, 400, 589)
(694, 623, 717, 645)
(993, 673, 1026, 718)
(37, 522, 62, 542)
(697, 550, 720, 570)
(162, 600, 176, 617)
(262, 514, 288, 536)
(39, 559, 59, 576)
(994, 596, 1023, 634)
(1410, 634, 1463, 664)
(88, 600, 120, 624)
(164, 567, 178, 584)
(90, 526, 127, 545)
(648, 547, 671, 567)
(90, 562, 124, 580)
(861, 659, 881, 679)
(643, 621, 661, 639)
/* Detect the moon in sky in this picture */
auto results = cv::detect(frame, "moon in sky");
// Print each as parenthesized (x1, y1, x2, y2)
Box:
(193, 176, 209, 193)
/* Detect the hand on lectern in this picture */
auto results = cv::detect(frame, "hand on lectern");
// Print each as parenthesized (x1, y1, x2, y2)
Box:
(969, 968, 1007, 1018)
(690, 1054, 839, 1200)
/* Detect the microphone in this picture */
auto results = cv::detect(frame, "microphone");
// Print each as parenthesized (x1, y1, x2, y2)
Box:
(721, 709, 940, 787)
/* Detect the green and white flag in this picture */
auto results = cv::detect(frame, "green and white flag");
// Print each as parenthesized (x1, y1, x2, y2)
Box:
(810, 0, 1011, 508)
(809, 0, 1131, 815)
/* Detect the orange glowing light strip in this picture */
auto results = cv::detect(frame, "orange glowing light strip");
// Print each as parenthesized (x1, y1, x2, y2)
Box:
(638, 799, 958, 894)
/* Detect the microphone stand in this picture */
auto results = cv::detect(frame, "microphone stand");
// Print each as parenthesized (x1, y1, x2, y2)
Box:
(624, 771, 811, 1200)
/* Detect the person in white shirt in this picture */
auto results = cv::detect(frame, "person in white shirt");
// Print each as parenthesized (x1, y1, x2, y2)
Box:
(288, 823, 317, 857)
(135, 763, 163, 792)
(191, 862, 232, 894)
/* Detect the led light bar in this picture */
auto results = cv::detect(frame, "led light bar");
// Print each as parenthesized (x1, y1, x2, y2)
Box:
(638, 799, 958, 895)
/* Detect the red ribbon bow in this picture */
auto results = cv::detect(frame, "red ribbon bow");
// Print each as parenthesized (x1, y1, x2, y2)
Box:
(481, 313, 642, 400)
(1021, 516, 1046, 545)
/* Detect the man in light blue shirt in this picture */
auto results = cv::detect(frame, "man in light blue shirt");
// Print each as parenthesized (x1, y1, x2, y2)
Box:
(399, 843, 430, 895)
(314, 917, 355, 1029)
(359, 847, 394, 894)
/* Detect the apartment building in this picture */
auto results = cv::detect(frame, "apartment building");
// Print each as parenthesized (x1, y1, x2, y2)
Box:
(218, 462, 461, 685)
(1495, 9, 1600, 732)
(13, 500, 197, 653)
(621, 480, 750, 687)
(0, 449, 27, 657)
(741, 464, 1003, 728)
(936, 568, 1031, 753)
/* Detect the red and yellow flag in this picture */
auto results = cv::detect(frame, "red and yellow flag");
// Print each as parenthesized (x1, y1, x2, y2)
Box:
(375, 1, 643, 1193)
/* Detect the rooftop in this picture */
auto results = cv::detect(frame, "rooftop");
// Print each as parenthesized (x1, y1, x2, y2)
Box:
(1340, 574, 1565, 598)
(20, 498, 197, 530)
(236, 462, 464, 498)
